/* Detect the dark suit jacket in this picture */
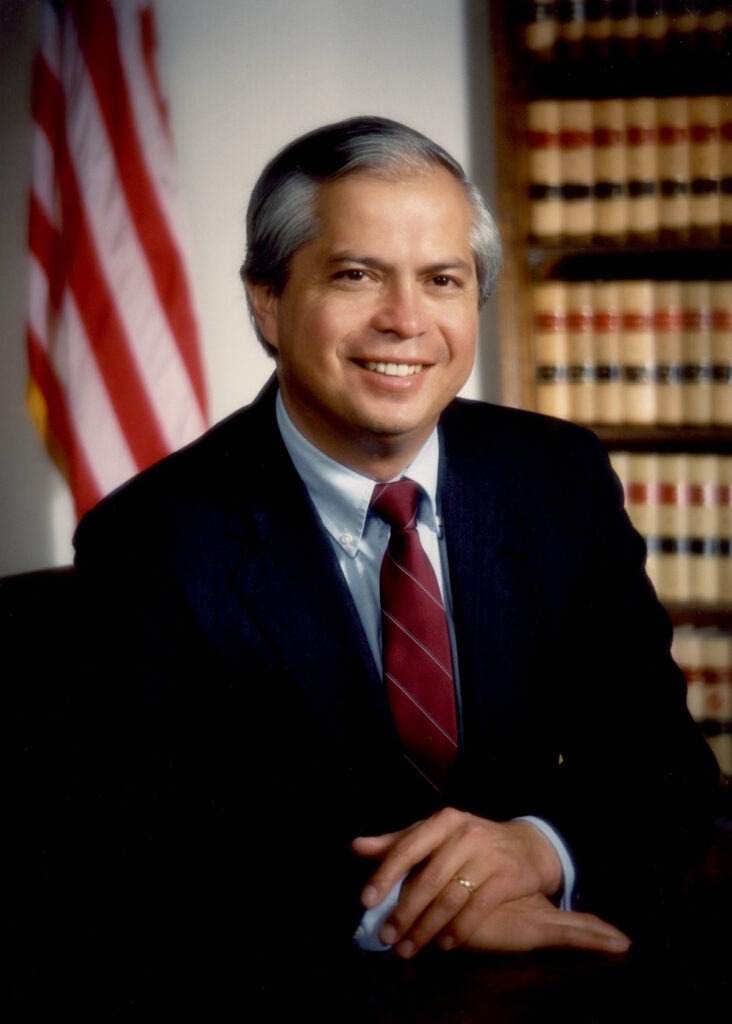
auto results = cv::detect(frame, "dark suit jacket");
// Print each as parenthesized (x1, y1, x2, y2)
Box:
(32, 377, 715, 1011)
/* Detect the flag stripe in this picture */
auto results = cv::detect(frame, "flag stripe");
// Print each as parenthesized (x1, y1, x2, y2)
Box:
(32, 52, 171, 471)
(68, 0, 207, 417)
(55, 19, 206, 451)
(27, 0, 208, 519)
(138, 4, 169, 131)
(27, 328, 100, 515)
(28, 254, 139, 501)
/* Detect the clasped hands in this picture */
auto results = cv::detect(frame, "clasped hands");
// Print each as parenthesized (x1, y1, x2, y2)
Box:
(351, 808, 630, 958)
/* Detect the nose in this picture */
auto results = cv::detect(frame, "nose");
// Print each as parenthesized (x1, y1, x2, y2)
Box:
(371, 280, 427, 339)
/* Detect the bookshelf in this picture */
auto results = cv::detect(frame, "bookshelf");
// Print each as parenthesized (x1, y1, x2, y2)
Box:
(488, 2, 732, 778)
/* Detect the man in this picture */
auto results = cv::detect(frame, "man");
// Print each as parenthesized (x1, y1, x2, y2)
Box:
(68, 117, 715, 1005)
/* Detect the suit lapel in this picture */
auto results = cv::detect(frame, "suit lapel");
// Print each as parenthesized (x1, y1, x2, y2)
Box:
(218, 383, 439, 814)
(439, 404, 548, 770)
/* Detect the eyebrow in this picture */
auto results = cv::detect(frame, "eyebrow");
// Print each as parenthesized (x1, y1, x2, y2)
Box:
(326, 252, 474, 275)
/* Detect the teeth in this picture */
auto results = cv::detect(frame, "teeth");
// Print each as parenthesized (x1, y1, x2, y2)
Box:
(364, 361, 423, 377)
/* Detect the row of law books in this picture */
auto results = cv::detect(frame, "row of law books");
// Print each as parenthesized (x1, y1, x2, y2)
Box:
(526, 95, 732, 245)
(609, 451, 732, 605)
(672, 625, 732, 776)
(518, 1, 732, 65)
(533, 279, 732, 426)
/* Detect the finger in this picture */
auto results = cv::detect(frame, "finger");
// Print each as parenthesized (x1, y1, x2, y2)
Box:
(359, 809, 506, 915)
(351, 827, 421, 908)
(432, 866, 544, 951)
(407, 875, 504, 953)
(464, 897, 632, 955)
(383, 834, 512, 954)
(391, 833, 546, 955)
(393, 864, 521, 956)
(357, 816, 450, 908)
(351, 834, 400, 859)
(547, 911, 631, 953)
(389, 872, 479, 957)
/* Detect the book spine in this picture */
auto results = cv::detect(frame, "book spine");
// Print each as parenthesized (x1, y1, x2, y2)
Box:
(666, 0, 699, 58)
(653, 280, 684, 426)
(681, 280, 713, 425)
(688, 454, 720, 603)
(519, 1, 559, 61)
(718, 455, 732, 602)
(610, 1, 641, 61)
(519, 3, 730, 63)
(689, 94, 721, 242)
(566, 281, 596, 422)
(704, 630, 732, 777)
(593, 280, 623, 424)
(716, 454, 732, 598)
(673, 625, 732, 777)
(585, 0, 614, 61)
(657, 96, 691, 242)
(712, 280, 732, 426)
(696, 2, 728, 57)
(625, 451, 661, 586)
(710, 730, 731, 783)
(638, 0, 670, 60)
(533, 280, 571, 419)
(621, 279, 656, 423)
(720, 95, 732, 242)
(657, 452, 691, 602)
(593, 98, 628, 243)
(608, 449, 628, 494)
(560, 99, 595, 244)
(527, 100, 564, 245)
(673, 625, 705, 718)
(625, 97, 659, 242)
(720, 0, 732, 55)
(556, 0, 587, 61)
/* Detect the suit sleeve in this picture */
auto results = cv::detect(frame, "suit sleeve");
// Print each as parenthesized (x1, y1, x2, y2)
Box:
(442, 404, 719, 942)
(536, 430, 719, 938)
(70, 474, 374, 1005)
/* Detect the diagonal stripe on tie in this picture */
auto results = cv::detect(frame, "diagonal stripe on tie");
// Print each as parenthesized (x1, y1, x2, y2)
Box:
(371, 479, 458, 790)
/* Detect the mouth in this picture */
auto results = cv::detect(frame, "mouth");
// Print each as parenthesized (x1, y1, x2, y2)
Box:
(360, 361, 424, 377)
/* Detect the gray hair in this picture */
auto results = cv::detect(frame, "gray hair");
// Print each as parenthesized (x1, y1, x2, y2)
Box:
(241, 116, 502, 355)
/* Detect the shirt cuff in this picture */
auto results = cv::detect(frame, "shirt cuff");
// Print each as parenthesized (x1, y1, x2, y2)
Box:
(353, 816, 577, 952)
(353, 877, 404, 951)
(514, 815, 576, 911)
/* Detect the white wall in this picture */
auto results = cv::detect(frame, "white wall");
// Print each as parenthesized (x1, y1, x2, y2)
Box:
(0, 0, 498, 574)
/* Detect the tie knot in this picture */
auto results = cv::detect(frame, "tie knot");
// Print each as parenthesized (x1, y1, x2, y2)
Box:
(371, 479, 421, 531)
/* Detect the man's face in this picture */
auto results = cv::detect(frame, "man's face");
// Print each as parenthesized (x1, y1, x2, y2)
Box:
(250, 164, 480, 476)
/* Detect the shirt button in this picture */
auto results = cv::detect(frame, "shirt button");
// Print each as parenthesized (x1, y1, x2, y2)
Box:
(341, 532, 354, 545)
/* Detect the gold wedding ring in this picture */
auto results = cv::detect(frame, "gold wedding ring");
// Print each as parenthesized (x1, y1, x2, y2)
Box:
(452, 875, 476, 894)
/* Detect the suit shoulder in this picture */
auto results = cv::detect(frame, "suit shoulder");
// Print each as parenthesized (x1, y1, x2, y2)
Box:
(440, 398, 607, 465)
(74, 385, 280, 549)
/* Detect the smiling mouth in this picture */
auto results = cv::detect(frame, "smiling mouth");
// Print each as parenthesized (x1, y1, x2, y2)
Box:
(362, 361, 424, 377)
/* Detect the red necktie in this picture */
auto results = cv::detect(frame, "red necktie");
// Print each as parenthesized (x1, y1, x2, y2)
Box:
(371, 480, 458, 790)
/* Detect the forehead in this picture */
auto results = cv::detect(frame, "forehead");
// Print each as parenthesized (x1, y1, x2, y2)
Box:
(307, 165, 474, 255)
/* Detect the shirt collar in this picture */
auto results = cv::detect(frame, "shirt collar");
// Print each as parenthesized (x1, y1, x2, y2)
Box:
(275, 390, 441, 557)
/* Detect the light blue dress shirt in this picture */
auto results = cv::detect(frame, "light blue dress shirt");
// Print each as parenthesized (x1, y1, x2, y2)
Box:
(275, 393, 575, 950)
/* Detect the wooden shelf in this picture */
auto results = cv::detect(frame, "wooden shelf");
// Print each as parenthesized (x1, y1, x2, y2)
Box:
(527, 244, 732, 281)
(591, 426, 732, 452)
(667, 604, 732, 630)
(488, 2, 732, 643)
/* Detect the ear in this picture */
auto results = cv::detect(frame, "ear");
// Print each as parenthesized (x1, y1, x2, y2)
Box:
(246, 281, 280, 353)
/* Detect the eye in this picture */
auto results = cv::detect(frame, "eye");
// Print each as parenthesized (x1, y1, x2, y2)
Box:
(431, 274, 459, 288)
(333, 268, 368, 283)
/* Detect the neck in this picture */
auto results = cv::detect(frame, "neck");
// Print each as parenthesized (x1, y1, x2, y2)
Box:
(277, 393, 435, 481)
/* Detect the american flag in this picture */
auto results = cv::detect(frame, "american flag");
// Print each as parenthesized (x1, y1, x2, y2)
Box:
(27, 0, 208, 520)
